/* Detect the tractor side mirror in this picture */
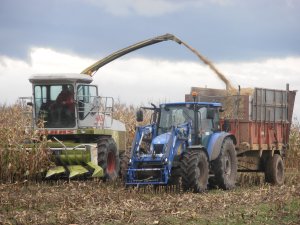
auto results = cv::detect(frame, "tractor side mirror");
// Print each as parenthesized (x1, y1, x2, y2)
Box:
(207, 108, 215, 119)
(136, 109, 144, 122)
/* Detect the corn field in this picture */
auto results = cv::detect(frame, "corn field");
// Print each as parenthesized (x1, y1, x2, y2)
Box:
(0, 102, 299, 183)
(113, 101, 153, 150)
(0, 103, 299, 225)
(0, 104, 51, 183)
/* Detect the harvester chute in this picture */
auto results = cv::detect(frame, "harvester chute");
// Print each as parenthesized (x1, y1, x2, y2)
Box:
(81, 33, 234, 91)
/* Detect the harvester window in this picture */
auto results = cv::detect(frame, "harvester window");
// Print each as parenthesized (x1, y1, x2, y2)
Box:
(50, 86, 65, 100)
(77, 85, 98, 120)
(34, 84, 75, 128)
(34, 86, 47, 111)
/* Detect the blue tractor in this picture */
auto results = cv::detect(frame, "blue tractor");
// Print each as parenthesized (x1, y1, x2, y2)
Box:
(126, 100, 238, 192)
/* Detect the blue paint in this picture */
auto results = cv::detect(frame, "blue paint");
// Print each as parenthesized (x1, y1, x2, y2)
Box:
(126, 101, 228, 186)
(206, 133, 220, 160)
(152, 132, 171, 145)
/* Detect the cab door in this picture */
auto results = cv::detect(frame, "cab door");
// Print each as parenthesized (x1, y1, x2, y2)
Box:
(76, 84, 102, 128)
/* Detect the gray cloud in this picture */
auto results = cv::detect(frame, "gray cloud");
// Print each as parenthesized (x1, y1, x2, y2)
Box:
(81, 0, 236, 17)
(0, 0, 299, 63)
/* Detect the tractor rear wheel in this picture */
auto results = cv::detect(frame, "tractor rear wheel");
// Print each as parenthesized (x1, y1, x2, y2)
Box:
(181, 150, 209, 193)
(211, 138, 237, 190)
(265, 154, 284, 186)
(97, 138, 120, 181)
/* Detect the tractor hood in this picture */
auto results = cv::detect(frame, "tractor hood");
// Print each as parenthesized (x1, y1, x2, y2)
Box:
(152, 132, 171, 145)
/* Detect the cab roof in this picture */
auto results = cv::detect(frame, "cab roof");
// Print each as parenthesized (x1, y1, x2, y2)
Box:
(29, 73, 93, 84)
(161, 102, 222, 107)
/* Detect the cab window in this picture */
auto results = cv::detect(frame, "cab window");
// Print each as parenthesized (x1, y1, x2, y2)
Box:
(34, 84, 75, 128)
(77, 85, 98, 120)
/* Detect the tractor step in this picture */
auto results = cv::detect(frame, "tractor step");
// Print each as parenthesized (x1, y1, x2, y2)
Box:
(126, 181, 167, 185)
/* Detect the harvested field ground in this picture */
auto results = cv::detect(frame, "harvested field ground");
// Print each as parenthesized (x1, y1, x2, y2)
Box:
(1, 173, 299, 225)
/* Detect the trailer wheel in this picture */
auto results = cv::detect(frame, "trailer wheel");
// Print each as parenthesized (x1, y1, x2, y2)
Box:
(181, 150, 209, 193)
(265, 154, 284, 186)
(212, 138, 237, 190)
(98, 138, 120, 181)
(119, 151, 129, 180)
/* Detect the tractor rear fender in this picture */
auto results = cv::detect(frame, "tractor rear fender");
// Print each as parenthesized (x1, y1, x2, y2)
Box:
(207, 132, 236, 161)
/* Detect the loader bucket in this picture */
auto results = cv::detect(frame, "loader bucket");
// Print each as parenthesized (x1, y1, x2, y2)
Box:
(46, 145, 103, 179)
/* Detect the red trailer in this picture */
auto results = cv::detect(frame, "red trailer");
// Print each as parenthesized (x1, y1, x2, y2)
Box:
(186, 85, 297, 185)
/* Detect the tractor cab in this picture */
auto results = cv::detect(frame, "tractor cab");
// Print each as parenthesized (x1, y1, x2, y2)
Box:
(137, 102, 222, 147)
(29, 73, 112, 130)
(158, 102, 221, 145)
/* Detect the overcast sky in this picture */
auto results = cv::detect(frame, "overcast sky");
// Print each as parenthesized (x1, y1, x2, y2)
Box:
(0, 0, 299, 119)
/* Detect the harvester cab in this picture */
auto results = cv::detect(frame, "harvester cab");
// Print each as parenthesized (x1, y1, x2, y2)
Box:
(26, 73, 126, 180)
(29, 74, 114, 129)
(126, 101, 237, 192)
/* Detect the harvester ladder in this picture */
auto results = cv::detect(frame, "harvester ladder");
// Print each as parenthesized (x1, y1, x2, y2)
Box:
(98, 96, 113, 129)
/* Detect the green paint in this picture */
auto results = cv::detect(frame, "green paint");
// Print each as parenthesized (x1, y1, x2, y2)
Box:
(46, 166, 66, 178)
(87, 162, 104, 177)
(67, 165, 89, 178)
(57, 150, 91, 164)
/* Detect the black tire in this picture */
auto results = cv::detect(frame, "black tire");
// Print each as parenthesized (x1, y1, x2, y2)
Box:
(97, 138, 120, 181)
(265, 154, 284, 186)
(119, 151, 129, 180)
(168, 167, 181, 185)
(211, 138, 237, 190)
(181, 150, 209, 193)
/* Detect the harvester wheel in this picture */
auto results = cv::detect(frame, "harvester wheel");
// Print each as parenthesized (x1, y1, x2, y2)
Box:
(212, 138, 237, 190)
(265, 154, 284, 186)
(181, 150, 209, 193)
(119, 151, 129, 180)
(97, 138, 120, 181)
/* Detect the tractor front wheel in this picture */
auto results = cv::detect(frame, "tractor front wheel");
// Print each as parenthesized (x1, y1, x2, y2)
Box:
(265, 154, 284, 186)
(181, 150, 209, 193)
(98, 138, 120, 181)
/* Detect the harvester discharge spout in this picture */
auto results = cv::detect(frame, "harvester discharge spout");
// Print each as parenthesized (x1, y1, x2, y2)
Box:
(81, 33, 234, 91)
(81, 33, 181, 76)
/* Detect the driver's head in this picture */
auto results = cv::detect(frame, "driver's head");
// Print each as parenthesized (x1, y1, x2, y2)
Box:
(62, 85, 68, 91)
